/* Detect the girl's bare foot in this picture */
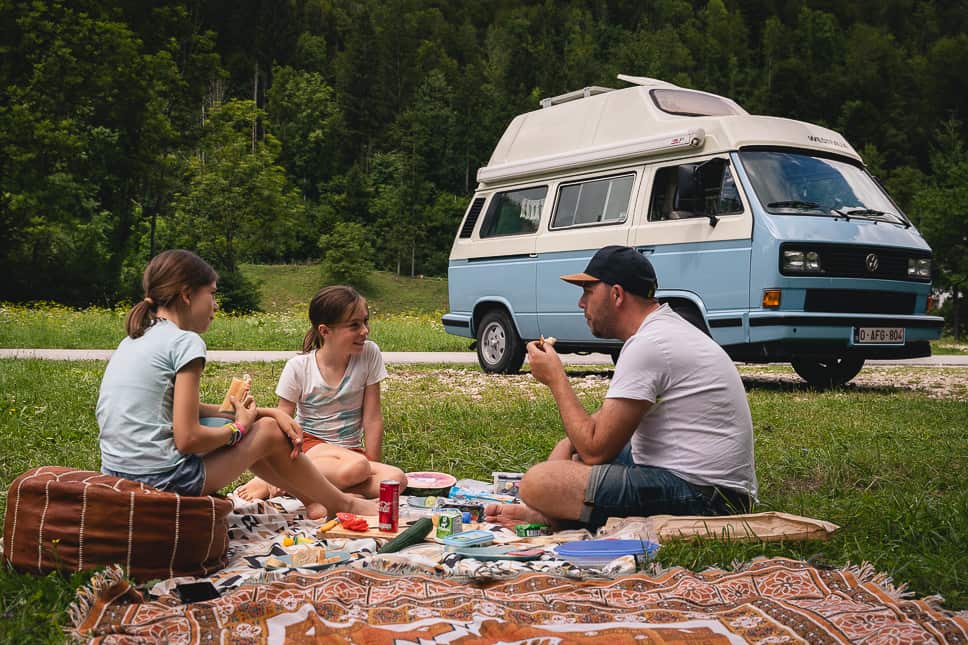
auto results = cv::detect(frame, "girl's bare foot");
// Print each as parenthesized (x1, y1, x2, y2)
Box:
(346, 497, 378, 517)
(484, 502, 551, 529)
(306, 502, 328, 520)
(233, 477, 280, 501)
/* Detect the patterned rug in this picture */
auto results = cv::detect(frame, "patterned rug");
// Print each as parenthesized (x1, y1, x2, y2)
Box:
(70, 557, 968, 644)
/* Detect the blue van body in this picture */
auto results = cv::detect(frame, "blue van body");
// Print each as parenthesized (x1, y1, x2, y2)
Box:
(443, 79, 943, 385)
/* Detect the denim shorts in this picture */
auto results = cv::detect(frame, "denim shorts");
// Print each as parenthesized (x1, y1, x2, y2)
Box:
(580, 445, 737, 530)
(103, 453, 207, 496)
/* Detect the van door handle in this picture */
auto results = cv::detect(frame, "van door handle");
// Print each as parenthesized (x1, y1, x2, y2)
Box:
(529, 253, 538, 258)
(636, 247, 655, 255)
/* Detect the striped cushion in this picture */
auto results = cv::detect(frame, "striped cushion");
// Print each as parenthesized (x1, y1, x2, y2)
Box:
(2, 466, 233, 579)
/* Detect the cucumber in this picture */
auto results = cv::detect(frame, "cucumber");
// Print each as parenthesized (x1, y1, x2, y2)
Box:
(377, 517, 434, 554)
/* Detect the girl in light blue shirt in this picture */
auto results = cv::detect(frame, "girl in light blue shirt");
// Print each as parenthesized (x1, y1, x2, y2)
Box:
(96, 250, 377, 519)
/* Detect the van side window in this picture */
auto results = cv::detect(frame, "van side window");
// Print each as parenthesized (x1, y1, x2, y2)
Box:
(478, 186, 547, 237)
(648, 159, 743, 221)
(551, 174, 634, 229)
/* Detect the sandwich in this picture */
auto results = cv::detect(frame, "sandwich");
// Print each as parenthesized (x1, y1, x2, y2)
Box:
(218, 373, 251, 413)
(536, 335, 557, 350)
(290, 545, 328, 566)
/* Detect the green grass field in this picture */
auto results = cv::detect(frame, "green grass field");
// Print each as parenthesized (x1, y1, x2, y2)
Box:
(0, 361, 965, 642)
(0, 265, 471, 352)
(0, 264, 965, 642)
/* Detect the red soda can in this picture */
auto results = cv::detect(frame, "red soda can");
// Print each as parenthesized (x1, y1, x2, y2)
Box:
(378, 480, 400, 532)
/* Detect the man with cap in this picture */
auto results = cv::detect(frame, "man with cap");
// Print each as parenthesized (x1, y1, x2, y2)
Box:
(485, 245, 757, 531)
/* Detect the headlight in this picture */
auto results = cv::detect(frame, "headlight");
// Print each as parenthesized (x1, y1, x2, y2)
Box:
(782, 249, 822, 273)
(908, 258, 931, 278)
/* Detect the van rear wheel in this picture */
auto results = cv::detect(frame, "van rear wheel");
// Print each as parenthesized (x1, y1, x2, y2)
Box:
(791, 355, 864, 389)
(476, 310, 526, 374)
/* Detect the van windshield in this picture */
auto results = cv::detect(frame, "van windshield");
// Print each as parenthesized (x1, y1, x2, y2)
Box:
(739, 150, 909, 226)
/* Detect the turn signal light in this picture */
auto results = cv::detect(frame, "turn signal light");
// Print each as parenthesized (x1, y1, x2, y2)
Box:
(762, 289, 781, 308)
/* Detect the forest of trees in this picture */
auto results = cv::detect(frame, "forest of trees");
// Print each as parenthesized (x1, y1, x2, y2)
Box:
(1, 0, 965, 319)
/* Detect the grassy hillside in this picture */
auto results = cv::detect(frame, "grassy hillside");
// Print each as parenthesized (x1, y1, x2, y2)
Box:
(241, 264, 450, 314)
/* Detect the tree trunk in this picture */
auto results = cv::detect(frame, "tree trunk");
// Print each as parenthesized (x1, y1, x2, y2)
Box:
(954, 287, 962, 341)
(252, 61, 259, 154)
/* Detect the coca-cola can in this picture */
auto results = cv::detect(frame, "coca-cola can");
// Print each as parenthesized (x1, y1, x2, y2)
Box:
(378, 480, 400, 532)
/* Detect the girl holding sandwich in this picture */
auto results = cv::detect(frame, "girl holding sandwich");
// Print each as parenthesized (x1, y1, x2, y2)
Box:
(234, 285, 407, 501)
(95, 249, 376, 519)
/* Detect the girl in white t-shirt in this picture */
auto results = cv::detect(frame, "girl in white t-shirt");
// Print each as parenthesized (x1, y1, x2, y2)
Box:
(235, 285, 407, 500)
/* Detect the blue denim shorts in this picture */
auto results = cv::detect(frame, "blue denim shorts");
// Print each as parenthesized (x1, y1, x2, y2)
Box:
(580, 445, 728, 530)
(103, 453, 207, 496)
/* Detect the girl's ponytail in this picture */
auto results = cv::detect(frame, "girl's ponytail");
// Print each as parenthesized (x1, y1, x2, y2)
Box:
(125, 250, 218, 339)
(125, 298, 157, 339)
(302, 325, 322, 353)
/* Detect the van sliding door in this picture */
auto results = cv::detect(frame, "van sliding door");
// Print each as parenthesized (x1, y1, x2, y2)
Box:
(536, 172, 637, 343)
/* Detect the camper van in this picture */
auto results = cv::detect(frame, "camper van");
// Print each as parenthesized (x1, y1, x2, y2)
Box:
(443, 76, 943, 387)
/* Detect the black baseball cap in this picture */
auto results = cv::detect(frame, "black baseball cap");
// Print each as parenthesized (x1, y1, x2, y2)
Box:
(560, 245, 658, 298)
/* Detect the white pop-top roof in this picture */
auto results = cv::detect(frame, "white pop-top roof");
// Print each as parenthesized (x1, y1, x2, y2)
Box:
(478, 76, 860, 186)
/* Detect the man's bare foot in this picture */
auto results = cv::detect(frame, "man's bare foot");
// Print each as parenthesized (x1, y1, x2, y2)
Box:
(484, 502, 551, 529)
(233, 477, 280, 501)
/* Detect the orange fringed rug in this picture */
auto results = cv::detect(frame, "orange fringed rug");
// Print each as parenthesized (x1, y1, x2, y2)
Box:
(70, 557, 968, 644)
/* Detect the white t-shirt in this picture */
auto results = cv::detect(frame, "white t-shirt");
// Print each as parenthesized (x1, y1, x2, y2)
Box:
(607, 304, 758, 499)
(275, 340, 387, 449)
(96, 319, 207, 474)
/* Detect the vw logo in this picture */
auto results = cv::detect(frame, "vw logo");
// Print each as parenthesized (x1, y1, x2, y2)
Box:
(865, 253, 879, 272)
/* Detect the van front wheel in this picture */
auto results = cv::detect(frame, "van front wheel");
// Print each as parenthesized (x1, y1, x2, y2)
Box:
(791, 355, 865, 388)
(476, 310, 526, 374)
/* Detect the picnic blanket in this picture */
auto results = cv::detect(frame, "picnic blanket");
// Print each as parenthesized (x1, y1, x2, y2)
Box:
(69, 557, 968, 643)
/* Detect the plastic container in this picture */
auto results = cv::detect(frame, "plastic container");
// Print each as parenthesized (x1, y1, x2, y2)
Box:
(492, 471, 524, 496)
(441, 529, 495, 549)
(199, 417, 231, 427)
(555, 539, 659, 568)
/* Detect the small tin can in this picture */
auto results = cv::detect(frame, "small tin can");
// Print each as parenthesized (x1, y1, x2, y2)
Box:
(438, 498, 486, 522)
(435, 510, 463, 538)
(378, 480, 400, 532)
(515, 523, 549, 537)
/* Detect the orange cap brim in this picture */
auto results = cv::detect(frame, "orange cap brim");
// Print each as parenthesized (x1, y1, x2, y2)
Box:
(560, 272, 601, 285)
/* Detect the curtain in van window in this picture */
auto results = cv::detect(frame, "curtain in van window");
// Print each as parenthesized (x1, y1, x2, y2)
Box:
(479, 187, 547, 237)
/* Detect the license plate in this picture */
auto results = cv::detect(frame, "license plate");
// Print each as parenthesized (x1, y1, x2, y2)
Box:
(854, 327, 905, 344)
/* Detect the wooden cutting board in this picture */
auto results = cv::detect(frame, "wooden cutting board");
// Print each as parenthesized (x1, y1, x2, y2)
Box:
(320, 517, 491, 542)
(320, 516, 416, 540)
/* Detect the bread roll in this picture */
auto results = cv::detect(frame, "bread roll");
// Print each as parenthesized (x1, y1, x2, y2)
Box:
(537, 335, 557, 349)
(290, 545, 316, 567)
(218, 374, 251, 413)
(290, 545, 327, 567)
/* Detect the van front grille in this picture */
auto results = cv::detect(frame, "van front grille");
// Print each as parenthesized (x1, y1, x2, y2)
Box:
(804, 289, 916, 314)
(780, 243, 930, 281)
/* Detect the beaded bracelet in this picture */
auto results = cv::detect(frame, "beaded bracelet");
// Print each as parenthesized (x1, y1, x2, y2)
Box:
(225, 422, 247, 447)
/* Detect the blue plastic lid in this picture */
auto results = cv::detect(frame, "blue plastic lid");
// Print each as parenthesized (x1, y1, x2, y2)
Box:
(556, 539, 659, 558)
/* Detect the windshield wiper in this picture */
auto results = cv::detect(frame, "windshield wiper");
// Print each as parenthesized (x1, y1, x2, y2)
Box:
(841, 208, 885, 217)
(768, 200, 821, 210)
(833, 208, 911, 227)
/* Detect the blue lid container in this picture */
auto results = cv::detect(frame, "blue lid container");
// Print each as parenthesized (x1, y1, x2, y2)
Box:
(555, 539, 659, 567)
(441, 529, 495, 549)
